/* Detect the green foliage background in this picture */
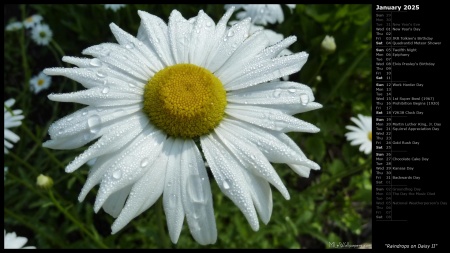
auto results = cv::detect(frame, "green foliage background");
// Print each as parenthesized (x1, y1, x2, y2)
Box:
(4, 4, 372, 249)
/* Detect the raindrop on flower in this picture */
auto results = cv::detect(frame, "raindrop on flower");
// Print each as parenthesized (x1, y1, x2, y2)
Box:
(101, 86, 110, 94)
(87, 115, 102, 134)
(96, 70, 107, 78)
(112, 170, 122, 179)
(227, 30, 235, 37)
(223, 178, 232, 190)
(89, 58, 102, 67)
(140, 158, 149, 167)
(300, 93, 309, 105)
(188, 175, 206, 204)
(125, 42, 135, 49)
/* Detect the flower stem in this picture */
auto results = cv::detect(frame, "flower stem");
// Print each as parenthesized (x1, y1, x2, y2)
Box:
(156, 199, 171, 249)
(323, 46, 371, 104)
(19, 5, 31, 93)
(48, 190, 108, 249)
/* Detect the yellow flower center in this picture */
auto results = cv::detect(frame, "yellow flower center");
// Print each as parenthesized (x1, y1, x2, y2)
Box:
(38, 79, 44, 86)
(368, 131, 372, 141)
(143, 63, 227, 139)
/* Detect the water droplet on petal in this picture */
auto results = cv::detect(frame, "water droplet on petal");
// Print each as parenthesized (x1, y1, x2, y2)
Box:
(138, 42, 143, 46)
(227, 30, 235, 37)
(112, 170, 122, 179)
(140, 158, 149, 167)
(167, 181, 172, 187)
(250, 155, 256, 159)
(288, 87, 296, 93)
(67, 117, 73, 121)
(188, 175, 206, 204)
(87, 115, 102, 134)
(300, 93, 309, 105)
(81, 109, 88, 116)
(223, 178, 232, 190)
(89, 58, 102, 67)
(273, 89, 281, 98)
(128, 83, 135, 88)
(96, 70, 107, 78)
(101, 86, 110, 94)
(125, 42, 135, 49)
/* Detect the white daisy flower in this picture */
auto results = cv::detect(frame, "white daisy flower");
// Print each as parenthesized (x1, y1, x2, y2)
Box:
(31, 23, 53, 46)
(43, 8, 321, 245)
(4, 99, 24, 154)
(23, 14, 43, 29)
(29, 71, 52, 94)
(5, 21, 24, 31)
(225, 4, 293, 25)
(104, 4, 126, 12)
(345, 114, 372, 155)
(4, 230, 36, 249)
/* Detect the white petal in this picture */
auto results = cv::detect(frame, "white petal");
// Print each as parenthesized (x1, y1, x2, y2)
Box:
(44, 66, 146, 91)
(4, 98, 15, 108)
(110, 144, 169, 233)
(205, 18, 251, 73)
(137, 10, 174, 67)
(203, 6, 235, 70)
(273, 131, 321, 171)
(240, 168, 273, 224)
(48, 104, 141, 140)
(221, 119, 317, 168)
(78, 152, 117, 201)
(227, 80, 321, 114)
(44, 106, 142, 150)
(216, 31, 270, 83)
(225, 52, 309, 91)
(201, 133, 259, 231)
(168, 10, 193, 64)
(102, 184, 132, 218)
(65, 114, 150, 173)
(93, 129, 166, 212)
(226, 104, 320, 133)
(47, 86, 142, 107)
(181, 139, 217, 245)
(163, 138, 185, 244)
(109, 23, 163, 75)
(187, 10, 216, 66)
(215, 125, 290, 200)
(254, 36, 297, 62)
(4, 129, 20, 143)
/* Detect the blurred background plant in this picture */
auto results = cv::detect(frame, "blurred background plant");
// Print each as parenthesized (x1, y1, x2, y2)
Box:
(4, 4, 372, 249)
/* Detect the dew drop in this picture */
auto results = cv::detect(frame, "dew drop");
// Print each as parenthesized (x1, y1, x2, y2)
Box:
(188, 175, 206, 204)
(112, 170, 122, 179)
(96, 70, 107, 78)
(87, 115, 102, 134)
(140, 158, 149, 167)
(223, 178, 232, 190)
(125, 42, 135, 49)
(167, 181, 172, 187)
(101, 86, 110, 94)
(273, 89, 281, 98)
(227, 30, 235, 37)
(288, 87, 296, 93)
(250, 155, 256, 159)
(81, 109, 88, 116)
(300, 93, 309, 105)
(128, 83, 135, 88)
(206, 21, 212, 27)
(67, 117, 73, 121)
(89, 58, 102, 67)
(138, 42, 143, 46)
